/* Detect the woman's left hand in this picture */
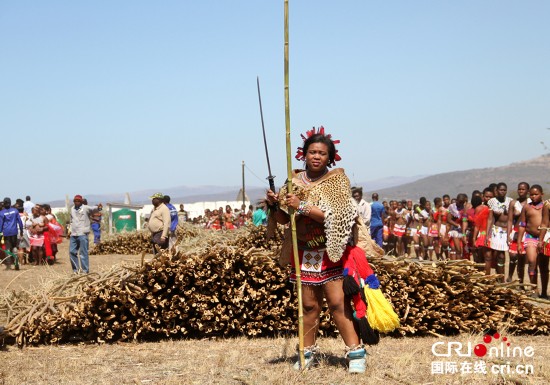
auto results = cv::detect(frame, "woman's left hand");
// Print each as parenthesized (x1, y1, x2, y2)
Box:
(285, 194, 299, 210)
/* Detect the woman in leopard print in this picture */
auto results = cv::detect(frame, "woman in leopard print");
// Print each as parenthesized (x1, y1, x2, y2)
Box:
(266, 127, 371, 373)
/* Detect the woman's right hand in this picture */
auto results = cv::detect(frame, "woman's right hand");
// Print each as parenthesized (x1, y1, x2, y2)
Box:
(266, 189, 279, 206)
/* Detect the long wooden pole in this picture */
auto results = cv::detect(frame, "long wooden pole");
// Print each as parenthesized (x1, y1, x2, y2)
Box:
(284, 0, 305, 369)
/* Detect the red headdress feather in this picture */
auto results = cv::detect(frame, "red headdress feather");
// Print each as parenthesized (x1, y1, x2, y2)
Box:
(295, 126, 341, 166)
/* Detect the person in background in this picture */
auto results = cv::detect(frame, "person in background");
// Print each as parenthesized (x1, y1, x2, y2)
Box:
(224, 205, 236, 229)
(148, 193, 170, 253)
(447, 193, 468, 261)
(14, 199, 24, 210)
(206, 209, 223, 230)
(90, 204, 103, 245)
(28, 205, 46, 265)
(370, 193, 385, 248)
(352, 187, 371, 233)
(43, 204, 62, 263)
(486, 183, 512, 282)
(178, 204, 188, 222)
(537, 192, 550, 299)
(247, 204, 254, 221)
(69, 195, 101, 274)
(472, 188, 494, 274)
(517, 185, 546, 298)
(0, 197, 24, 269)
(16, 203, 30, 264)
(252, 202, 267, 226)
(163, 195, 179, 248)
(236, 204, 247, 227)
(23, 195, 35, 216)
(507, 182, 530, 284)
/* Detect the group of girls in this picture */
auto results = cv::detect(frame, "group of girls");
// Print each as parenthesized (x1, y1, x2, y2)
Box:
(18, 204, 64, 266)
(382, 183, 538, 282)
(203, 204, 252, 230)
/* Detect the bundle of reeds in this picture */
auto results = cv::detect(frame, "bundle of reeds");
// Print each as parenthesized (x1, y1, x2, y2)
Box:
(89, 231, 152, 255)
(371, 257, 550, 336)
(2, 224, 549, 346)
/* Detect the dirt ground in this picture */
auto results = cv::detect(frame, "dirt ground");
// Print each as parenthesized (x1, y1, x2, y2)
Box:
(1, 239, 549, 384)
(0, 240, 143, 293)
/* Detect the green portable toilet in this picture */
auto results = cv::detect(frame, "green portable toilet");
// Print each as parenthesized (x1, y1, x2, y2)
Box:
(113, 208, 137, 232)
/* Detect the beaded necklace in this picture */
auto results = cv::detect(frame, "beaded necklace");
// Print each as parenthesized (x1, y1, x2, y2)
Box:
(531, 201, 544, 210)
(300, 169, 328, 185)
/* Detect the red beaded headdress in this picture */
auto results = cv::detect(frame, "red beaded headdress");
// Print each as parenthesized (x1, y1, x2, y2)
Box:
(295, 126, 341, 166)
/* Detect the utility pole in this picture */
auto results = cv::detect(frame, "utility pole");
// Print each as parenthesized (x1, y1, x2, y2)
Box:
(242, 161, 246, 209)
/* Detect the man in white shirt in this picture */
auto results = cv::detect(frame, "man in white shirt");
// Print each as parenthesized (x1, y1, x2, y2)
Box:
(23, 196, 34, 215)
(352, 187, 371, 232)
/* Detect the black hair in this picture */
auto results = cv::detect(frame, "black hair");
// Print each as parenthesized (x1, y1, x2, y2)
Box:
(497, 182, 507, 190)
(518, 182, 530, 189)
(482, 187, 493, 195)
(442, 194, 450, 199)
(434, 197, 442, 206)
(457, 193, 468, 201)
(419, 197, 427, 206)
(531, 184, 544, 193)
(351, 186, 363, 195)
(163, 195, 171, 203)
(471, 195, 483, 208)
(302, 133, 337, 168)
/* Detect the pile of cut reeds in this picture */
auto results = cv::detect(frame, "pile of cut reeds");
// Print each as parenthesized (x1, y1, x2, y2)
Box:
(2, 224, 549, 346)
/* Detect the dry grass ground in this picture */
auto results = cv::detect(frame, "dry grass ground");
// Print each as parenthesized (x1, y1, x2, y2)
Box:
(1, 334, 548, 384)
(1, 239, 549, 384)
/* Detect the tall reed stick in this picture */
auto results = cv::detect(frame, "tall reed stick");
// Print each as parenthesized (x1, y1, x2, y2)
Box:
(284, 0, 305, 369)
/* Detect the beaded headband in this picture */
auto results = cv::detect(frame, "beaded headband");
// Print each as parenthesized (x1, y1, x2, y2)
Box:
(295, 126, 341, 166)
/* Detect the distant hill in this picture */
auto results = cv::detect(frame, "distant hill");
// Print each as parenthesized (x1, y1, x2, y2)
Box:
(351, 175, 428, 191)
(368, 154, 550, 201)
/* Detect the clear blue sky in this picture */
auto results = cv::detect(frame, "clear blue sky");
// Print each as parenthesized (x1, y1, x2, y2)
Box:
(2, 1, 549, 202)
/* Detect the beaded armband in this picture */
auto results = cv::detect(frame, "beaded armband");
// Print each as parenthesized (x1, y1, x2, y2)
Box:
(297, 200, 313, 216)
(518, 221, 526, 228)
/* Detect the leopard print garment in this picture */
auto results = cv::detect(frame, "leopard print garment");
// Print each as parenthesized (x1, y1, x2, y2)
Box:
(278, 168, 357, 262)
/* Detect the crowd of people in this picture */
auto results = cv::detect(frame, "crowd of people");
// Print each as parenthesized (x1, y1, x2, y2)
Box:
(0, 196, 64, 270)
(191, 203, 267, 229)
(352, 182, 549, 299)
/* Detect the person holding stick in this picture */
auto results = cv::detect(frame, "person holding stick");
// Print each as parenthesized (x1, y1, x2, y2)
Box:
(266, 127, 381, 373)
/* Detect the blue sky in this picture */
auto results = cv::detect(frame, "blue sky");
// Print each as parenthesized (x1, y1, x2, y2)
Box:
(2, 1, 549, 202)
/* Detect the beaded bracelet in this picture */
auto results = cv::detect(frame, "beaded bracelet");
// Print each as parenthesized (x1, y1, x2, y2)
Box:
(297, 200, 313, 216)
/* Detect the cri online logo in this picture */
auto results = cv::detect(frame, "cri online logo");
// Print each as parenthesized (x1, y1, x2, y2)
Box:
(474, 332, 508, 357)
(432, 332, 535, 358)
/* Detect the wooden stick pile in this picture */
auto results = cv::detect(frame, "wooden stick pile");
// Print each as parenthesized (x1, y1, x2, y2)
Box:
(371, 257, 550, 336)
(2, 225, 549, 346)
(90, 231, 153, 255)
